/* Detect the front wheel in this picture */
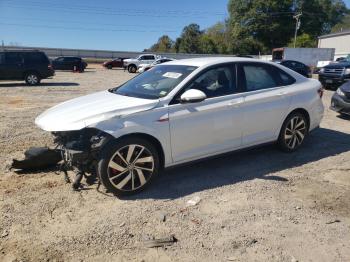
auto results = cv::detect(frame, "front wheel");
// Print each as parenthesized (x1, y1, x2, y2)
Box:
(278, 112, 308, 152)
(128, 65, 137, 73)
(25, 73, 41, 85)
(98, 137, 160, 196)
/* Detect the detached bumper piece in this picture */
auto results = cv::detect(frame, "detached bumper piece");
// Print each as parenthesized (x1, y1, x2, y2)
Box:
(330, 93, 350, 115)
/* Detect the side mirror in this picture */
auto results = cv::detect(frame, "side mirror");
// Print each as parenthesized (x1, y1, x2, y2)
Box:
(180, 89, 207, 103)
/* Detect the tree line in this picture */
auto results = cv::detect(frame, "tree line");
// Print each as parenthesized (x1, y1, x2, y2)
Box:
(146, 0, 349, 55)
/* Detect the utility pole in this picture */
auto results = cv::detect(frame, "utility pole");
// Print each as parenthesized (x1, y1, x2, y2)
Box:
(293, 13, 302, 48)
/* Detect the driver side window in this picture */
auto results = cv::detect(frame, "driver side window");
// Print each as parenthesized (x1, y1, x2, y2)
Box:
(183, 65, 236, 99)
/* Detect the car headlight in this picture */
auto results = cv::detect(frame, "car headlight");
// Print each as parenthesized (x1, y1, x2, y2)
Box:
(345, 68, 350, 74)
(336, 88, 345, 96)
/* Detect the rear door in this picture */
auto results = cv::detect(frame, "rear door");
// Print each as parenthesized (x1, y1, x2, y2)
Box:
(237, 62, 294, 146)
(4, 52, 24, 79)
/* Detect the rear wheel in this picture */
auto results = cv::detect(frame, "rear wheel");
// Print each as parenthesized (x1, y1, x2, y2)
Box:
(278, 112, 308, 152)
(25, 73, 40, 85)
(98, 137, 160, 196)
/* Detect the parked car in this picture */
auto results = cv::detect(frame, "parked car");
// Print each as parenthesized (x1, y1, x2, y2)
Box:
(318, 61, 350, 89)
(103, 58, 127, 69)
(35, 57, 324, 196)
(278, 60, 311, 78)
(330, 81, 350, 116)
(52, 56, 87, 72)
(0, 50, 54, 85)
(123, 54, 158, 73)
(138, 58, 175, 73)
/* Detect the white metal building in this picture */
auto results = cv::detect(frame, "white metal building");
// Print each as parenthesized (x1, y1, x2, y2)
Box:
(318, 30, 350, 59)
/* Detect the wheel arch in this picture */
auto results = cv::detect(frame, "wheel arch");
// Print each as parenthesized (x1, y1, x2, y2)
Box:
(22, 70, 42, 79)
(110, 132, 165, 169)
(283, 108, 311, 132)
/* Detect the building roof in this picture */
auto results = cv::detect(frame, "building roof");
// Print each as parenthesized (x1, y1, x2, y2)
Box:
(318, 30, 350, 39)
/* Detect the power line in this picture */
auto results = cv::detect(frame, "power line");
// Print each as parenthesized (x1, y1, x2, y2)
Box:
(2, 2, 227, 19)
(0, 16, 182, 29)
(0, 22, 178, 33)
(2, 0, 227, 16)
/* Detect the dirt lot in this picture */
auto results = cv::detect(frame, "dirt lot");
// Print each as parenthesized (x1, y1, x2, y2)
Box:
(0, 66, 349, 262)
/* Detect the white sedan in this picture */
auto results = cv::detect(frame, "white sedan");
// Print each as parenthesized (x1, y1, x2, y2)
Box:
(36, 57, 324, 196)
(138, 58, 175, 73)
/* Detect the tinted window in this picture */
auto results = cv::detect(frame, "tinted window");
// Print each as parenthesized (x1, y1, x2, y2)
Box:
(242, 64, 278, 91)
(183, 66, 236, 99)
(276, 68, 296, 85)
(23, 52, 48, 63)
(5, 53, 23, 64)
(144, 55, 155, 60)
(0, 53, 4, 64)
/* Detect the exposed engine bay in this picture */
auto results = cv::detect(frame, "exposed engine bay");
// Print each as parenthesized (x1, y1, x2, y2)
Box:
(53, 128, 112, 189)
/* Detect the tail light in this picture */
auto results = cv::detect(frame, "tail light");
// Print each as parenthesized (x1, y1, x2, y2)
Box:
(317, 87, 324, 98)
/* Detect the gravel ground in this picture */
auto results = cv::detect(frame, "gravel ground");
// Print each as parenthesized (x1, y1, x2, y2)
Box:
(0, 66, 349, 262)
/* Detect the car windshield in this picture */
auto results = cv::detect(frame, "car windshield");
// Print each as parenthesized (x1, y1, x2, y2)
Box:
(110, 65, 197, 99)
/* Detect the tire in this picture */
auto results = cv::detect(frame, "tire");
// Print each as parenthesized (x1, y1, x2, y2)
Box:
(107, 64, 113, 69)
(98, 137, 160, 197)
(278, 112, 309, 152)
(25, 72, 41, 85)
(128, 65, 137, 73)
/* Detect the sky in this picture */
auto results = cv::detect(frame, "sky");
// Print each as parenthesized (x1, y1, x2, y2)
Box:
(0, 0, 349, 51)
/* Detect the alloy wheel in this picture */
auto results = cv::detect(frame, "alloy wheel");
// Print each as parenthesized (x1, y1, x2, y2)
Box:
(27, 74, 38, 85)
(107, 144, 154, 192)
(284, 116, 307, 149)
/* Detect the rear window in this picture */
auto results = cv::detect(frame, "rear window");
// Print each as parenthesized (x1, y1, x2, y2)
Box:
(276, 68, 296, 85)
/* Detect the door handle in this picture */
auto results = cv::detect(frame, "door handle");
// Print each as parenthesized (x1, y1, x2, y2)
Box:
(229, 99, 244, 107)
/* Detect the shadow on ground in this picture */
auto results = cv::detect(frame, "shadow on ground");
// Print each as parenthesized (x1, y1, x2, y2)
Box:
(128, 128, 350, 200)
(0, 82, 80, 87)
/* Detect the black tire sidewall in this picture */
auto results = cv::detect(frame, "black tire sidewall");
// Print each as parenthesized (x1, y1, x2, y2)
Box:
(128, 65, 136, 73)
(98, 137, 160, 197)
(25, 73, 40, 85)
(278, 112, 308, 152)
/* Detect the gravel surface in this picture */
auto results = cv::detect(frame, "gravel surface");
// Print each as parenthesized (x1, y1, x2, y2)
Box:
(0, 66, 349, 262)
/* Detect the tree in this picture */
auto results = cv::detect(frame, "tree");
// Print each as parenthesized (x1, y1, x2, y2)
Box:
(199, 34, 217, 54)
(178, 23, 202, 53)
(149, 35, 174, 53)
(287, 33, 317, 47)
(227, 0, 348, 54)
(331, 13, 350, 32)
(228, 0, 295, 54)
(206, 22, 230, 54)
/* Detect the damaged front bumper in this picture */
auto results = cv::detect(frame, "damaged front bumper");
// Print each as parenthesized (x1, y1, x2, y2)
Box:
(53, 128, 112, 188)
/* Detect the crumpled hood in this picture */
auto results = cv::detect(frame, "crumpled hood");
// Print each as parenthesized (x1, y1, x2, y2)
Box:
(35, 90, 159, 131)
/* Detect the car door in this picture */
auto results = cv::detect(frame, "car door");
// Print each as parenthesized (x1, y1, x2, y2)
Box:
(168, 64, 244, 163)
(237, 62, 293, 146)
(53, 57, 65, 70)
(4, 52, 24, 79)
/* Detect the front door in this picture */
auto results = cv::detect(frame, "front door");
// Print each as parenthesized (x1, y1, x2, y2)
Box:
(168, 65, 244, 163)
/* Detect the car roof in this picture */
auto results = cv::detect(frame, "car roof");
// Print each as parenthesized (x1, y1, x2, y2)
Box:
(165, 57, 269, 67)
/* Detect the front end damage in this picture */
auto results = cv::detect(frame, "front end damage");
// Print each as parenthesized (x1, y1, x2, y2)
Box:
(53, 128, 112, 189)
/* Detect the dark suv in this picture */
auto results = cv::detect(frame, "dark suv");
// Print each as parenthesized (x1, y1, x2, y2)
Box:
(52, 56, 88, 72)
(318, 61, 350, 89)
(0, 50, 54, 85)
